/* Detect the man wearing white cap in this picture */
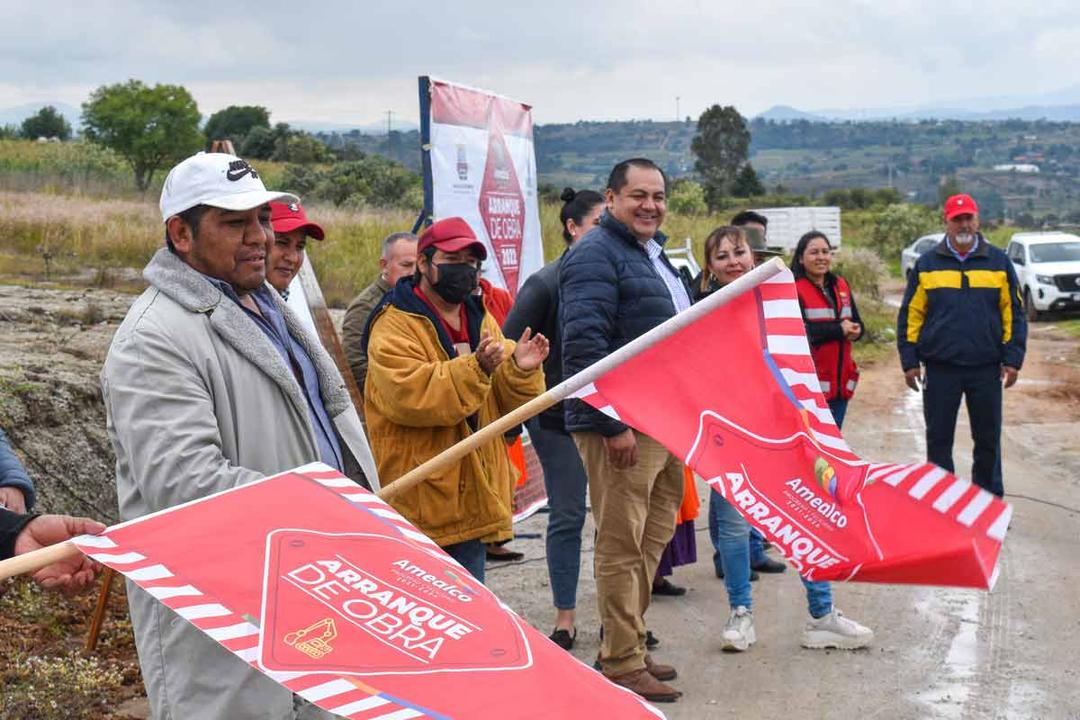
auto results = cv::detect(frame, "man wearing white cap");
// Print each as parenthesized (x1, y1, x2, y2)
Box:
(101, 152, 378, 719)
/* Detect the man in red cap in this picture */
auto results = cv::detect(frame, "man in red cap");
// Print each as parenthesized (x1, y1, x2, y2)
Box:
(363, 216, 548, 581)
(897, 193, 1026, 497)
(267, 200, 325, 298)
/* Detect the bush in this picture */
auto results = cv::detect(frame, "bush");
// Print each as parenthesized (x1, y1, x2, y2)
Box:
(868, 203, 938, 260)
(277, 163, 321, 197)
(668, 179, 707, 215)
(276, 157, 422, 210)
(834, 246, 885, 301)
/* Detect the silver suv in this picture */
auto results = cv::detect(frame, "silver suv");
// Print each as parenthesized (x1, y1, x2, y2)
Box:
(900, 233, 944, 280)
(1006, 232, 1080, 320)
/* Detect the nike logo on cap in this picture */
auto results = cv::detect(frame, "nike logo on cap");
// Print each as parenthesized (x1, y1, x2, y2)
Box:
(226, 159, 259, 182)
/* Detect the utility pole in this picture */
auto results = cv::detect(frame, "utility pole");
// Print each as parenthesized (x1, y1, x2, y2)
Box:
(386, 109, 394, 135)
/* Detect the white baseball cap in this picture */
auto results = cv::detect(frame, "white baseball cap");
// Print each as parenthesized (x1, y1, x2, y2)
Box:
(159, 152, 299, 222)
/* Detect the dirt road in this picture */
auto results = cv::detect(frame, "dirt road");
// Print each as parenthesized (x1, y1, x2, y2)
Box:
(490, 323, 1080, 719)
(2, 284, 1078, 718)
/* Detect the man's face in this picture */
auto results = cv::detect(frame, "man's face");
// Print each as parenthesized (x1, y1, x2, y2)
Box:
(266, 229, 307, 293)
(742, 221, 767, 242)
(946, 213, 979, 241)
(606, 166, 667, 242)
(170, 206, 272, 292)
(380, 239, 418, 286)
(418, 247, 479, 289)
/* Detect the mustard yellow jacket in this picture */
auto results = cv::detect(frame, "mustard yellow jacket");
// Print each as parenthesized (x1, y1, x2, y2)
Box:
(364, 280, 545, 546)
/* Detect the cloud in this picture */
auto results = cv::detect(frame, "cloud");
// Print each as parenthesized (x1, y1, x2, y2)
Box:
(2, 0, 1079, 124)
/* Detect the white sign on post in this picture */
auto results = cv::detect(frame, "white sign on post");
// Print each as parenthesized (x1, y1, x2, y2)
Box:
(424, 77, 544, 298)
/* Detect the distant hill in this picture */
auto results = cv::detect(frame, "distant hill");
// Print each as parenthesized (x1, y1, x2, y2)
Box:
(323, 114, 1080, 223)
(289, 119, 420, 135)
(755, 105, 829, 122)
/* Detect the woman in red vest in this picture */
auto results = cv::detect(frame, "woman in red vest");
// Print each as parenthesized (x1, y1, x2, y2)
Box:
(791, 231, 863, 428)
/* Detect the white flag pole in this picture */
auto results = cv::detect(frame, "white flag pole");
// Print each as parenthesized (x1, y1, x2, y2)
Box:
(378, 257, 787, 502)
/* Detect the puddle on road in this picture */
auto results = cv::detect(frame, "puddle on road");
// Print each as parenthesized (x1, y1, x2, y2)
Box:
(1014, 378, 1066, 387)
(900, 387, 927, 455)
(911, 589, 982, 719)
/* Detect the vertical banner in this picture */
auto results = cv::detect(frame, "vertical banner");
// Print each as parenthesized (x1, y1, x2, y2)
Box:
(420, 77, 543, 298)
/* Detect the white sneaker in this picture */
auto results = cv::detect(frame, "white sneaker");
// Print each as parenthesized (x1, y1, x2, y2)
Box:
(721, 606, 756, 652)
(800, 609, 873, 650)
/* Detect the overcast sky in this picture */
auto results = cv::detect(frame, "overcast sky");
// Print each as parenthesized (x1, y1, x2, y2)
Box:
(4, 1, 1080, 126)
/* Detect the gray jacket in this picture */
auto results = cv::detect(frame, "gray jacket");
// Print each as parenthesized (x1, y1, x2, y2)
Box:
(101, 248, 379, 720)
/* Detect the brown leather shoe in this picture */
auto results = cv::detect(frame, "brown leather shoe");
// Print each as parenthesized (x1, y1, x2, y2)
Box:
(644, 654, 678, 682)
(606, 668, 682, 703)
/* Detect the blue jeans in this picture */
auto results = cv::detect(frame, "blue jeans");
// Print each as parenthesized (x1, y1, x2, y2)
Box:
(827, 398, 849, 429)
(709, 493, 768, 573)
(709, 489, 833, 617)
(526, 419, 588, 610)
(443, 539, 486, 583)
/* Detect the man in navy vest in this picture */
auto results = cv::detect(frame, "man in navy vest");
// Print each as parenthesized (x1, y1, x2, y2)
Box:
(560, 158, 689, 703)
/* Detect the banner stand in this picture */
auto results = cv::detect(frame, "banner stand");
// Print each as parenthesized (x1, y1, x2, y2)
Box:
(417, 75, 435, 228)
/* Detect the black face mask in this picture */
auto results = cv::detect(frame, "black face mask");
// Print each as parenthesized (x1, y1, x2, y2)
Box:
(429, 262, 478, 304)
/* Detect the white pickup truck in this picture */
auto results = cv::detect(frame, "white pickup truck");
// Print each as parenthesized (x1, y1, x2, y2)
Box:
(1005, 231, 1080, 320)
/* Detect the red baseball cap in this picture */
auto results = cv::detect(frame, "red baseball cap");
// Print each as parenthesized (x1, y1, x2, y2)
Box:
(944, 194, 979, 221)
(418, 217, 488, 260)
(270, 201, 325, 240)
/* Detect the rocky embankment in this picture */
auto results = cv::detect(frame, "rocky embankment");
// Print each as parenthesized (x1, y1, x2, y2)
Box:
(0, 284, 135, 521)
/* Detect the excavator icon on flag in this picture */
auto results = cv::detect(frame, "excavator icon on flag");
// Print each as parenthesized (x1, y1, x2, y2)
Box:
(284, 617, 338, 659)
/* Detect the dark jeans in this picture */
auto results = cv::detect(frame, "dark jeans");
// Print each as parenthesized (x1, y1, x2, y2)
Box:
(443, 538, 486, 583)
(526, 418, 588, 610)
(923, 362, 1004, 497)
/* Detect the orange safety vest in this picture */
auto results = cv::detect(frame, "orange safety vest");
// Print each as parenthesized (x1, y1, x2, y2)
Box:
(795, 275, 859, 401)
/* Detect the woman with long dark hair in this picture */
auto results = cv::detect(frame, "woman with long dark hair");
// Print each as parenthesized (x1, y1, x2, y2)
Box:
(790, 231, 863, 428)
(503, 187, 603, 650)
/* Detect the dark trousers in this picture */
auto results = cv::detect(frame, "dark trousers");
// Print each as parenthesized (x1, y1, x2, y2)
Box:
(527, 418, 588, 611)
(923, 363, 1003, 497)
(444, 539, 486, 583)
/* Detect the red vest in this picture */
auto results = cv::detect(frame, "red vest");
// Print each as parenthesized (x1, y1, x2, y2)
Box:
(795, 275, 859, 401)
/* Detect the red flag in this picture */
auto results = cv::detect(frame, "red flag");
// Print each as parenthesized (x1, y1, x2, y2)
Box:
(570, 270, 1008, 589)
(73, 466, 663, 719)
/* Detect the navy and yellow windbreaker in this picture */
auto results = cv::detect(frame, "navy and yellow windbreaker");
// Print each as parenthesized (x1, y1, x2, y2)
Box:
(897, 234, 1026, 370)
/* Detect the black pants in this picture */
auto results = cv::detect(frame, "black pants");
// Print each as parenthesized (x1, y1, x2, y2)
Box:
(923, 363, 1003, 497)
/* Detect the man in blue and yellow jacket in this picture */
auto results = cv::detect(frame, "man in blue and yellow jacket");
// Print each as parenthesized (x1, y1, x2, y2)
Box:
(897, 194, 1026, 497)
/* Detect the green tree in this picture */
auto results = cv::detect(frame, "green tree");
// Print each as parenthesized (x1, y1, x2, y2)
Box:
(730, 163, 765, 197)
(869, 203, 939, 260)
(81, 80, 202, 192)
(285, 155, 421, 209)
(21, 105, 72, 140)
(691, 105, 751, 210)
(203, 105, 270, 148)
(272, 132, 333, 164)
(240, 125, 277, 159)
(667, 178, 707, 215)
